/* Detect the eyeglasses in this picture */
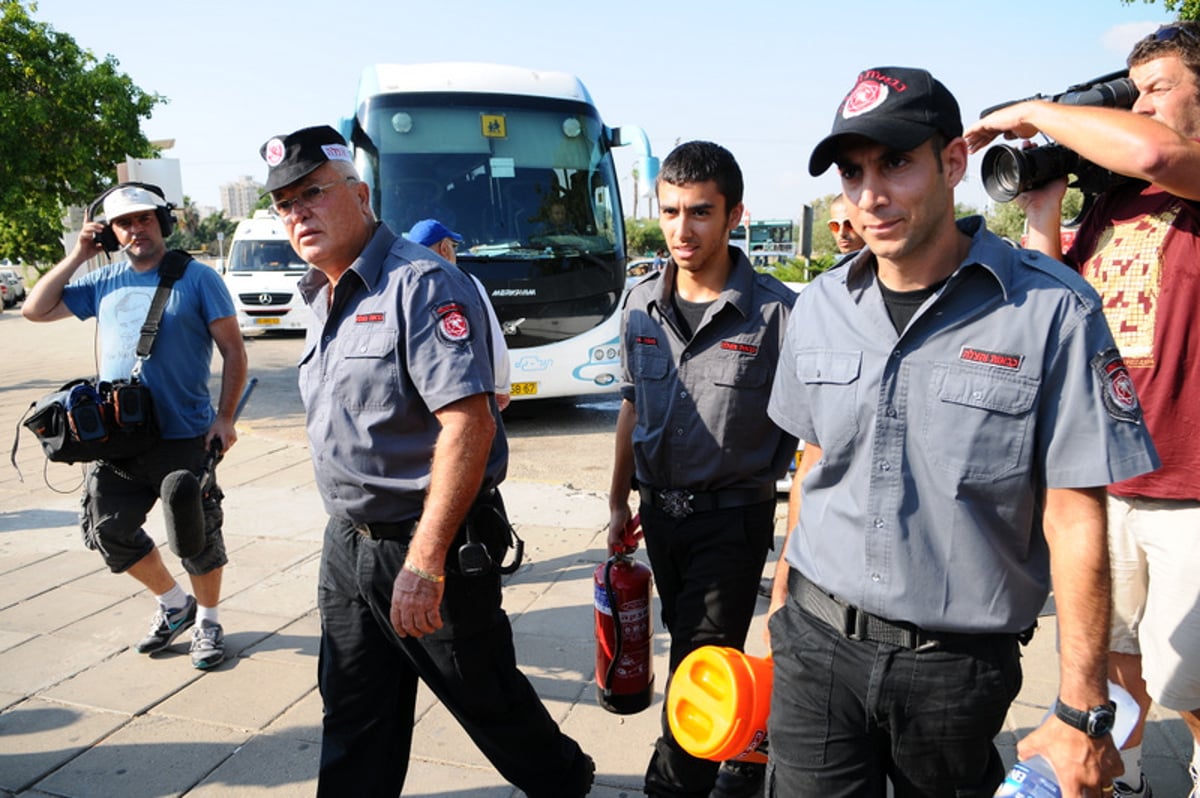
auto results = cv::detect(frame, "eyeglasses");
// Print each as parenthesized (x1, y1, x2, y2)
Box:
(1153, 23, 1200, 45)
(272, 178, 357, 219)
(828, 218, 854, 235)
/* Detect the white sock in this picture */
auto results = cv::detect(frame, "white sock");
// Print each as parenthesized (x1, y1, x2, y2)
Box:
(196, 604, 219, 627)
(156, 583, 188, 611)
(1118, 744, 1142, 785)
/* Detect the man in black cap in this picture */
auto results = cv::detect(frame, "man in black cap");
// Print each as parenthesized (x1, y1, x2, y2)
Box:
(259, 125, 593, 797)
(762, 67, 1158, 796)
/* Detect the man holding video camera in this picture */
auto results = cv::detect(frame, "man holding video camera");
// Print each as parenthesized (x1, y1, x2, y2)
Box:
(967, 21, 1200, 798)
(23, 184, 248, 670)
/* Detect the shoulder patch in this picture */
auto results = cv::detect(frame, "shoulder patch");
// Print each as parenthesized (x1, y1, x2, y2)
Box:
(1092, 348, 1142, 423)
(432, 301, 471, 345)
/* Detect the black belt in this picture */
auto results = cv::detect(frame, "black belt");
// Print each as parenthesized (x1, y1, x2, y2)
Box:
(638, 483, 775, 520)
(352, 519, 416, 541)
(349, 488, 501, 542)
(788, 569, 1016, 652)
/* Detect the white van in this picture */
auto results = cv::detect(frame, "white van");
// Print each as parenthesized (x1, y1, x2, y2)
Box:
(222, 210, 310, 334)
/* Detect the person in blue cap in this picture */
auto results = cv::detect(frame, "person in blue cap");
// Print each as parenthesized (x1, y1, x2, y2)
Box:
(259, 124, 593, 797)
(406, 219, 511, 410)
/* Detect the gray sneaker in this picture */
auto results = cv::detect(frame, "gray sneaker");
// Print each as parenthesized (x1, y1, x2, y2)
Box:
(135, 595, 197, 654)
(1113, 774, 1153, 796)
(190, 619, 225, 669)
(1189, 763, 1198, 798)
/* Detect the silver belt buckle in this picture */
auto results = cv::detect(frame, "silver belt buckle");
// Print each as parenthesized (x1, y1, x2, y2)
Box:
(657, 489, 694, 519)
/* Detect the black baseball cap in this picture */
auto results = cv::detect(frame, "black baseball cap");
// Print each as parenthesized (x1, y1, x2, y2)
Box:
(259, 125, 354, 193)
(808, 66, 962, 176)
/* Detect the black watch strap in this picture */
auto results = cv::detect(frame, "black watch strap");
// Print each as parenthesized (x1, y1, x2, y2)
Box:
(1055, 698, 1116, 737)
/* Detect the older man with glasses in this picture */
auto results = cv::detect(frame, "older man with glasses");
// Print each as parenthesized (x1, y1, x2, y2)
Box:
(260, 124, 593, 798)
(969, 21, 1200, 798)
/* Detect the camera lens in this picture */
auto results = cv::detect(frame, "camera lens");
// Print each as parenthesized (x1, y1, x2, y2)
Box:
(982, 143, 1082, 203)
(982, 146, 1025, 203)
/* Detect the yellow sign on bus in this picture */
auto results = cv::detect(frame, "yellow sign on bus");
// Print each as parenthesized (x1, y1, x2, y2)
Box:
(481, 114, 507, 138)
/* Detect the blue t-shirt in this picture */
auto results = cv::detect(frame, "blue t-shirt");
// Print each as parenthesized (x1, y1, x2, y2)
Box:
(62, 257, 236, 439)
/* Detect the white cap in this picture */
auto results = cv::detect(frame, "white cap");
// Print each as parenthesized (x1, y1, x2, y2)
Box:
(102, 185, 166, 222)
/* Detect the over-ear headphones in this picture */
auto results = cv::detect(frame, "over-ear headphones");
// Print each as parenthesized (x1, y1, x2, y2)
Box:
(86, 182, 176, 253)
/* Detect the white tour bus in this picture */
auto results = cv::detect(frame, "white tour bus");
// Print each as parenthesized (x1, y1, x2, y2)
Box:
(340, 62, 657, 400)
(222, 210, 310, 334)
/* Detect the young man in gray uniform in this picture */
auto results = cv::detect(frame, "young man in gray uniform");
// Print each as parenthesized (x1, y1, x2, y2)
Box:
(765, 67, 1160, 797)
(608, 140, 797, 798)
(968, 23, 1200, 796)
(259, 125, 593, 798)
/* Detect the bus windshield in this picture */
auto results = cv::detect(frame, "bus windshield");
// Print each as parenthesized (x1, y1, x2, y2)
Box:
(357, 93, 623, 256)
(353, 92, 627, 348)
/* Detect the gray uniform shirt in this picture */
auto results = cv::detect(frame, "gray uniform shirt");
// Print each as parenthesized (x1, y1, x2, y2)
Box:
(298, 223, 505, 524)
(620, 247, 797, 491)
(767, 217, 1159, 634)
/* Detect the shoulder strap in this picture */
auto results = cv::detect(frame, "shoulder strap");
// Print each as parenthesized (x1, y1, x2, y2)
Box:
(136, 250, 191, 359)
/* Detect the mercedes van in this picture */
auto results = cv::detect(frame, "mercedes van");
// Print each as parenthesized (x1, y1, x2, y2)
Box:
(222, 210, 310, 334)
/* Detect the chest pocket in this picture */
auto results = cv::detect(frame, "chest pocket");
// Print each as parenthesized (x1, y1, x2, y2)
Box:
(796, 350, 861, 450)
(923, 363, 1039, 480)
(335, 328, 401, 410)
(633, 350, 672, 425)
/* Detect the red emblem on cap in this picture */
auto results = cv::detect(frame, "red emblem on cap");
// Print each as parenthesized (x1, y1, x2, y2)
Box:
(265, 138, 285, 167)
(843, 80, 888, 119)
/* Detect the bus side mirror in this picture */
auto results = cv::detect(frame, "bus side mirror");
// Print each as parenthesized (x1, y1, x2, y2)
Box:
(638, 157, 659, 198)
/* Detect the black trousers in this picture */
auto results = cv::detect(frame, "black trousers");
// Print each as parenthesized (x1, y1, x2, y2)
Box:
(766, 594, 1022, 797)
(316, 505, 590, 798)
(640, 498, 777, 798)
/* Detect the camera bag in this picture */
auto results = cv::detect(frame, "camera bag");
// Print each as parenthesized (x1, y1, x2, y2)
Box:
(14, 251, 191, 466)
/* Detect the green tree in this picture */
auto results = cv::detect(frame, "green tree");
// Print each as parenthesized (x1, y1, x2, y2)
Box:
(164, 200, 236, 256)
(1121, 0, 1199, 20)
(624, 216, 665, 258)
(0, 1, 165, 265)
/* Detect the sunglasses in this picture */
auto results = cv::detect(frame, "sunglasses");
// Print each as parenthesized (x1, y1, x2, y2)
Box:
(1153, 23, 1200, 45)
(828, 218, 854, 235)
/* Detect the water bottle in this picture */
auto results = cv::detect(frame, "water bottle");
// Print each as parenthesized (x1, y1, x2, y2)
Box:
(993, 682, 1139, 797)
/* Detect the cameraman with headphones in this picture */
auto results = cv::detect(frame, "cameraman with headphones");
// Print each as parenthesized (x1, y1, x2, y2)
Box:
(24, 183, 248, 670)
(967, 21, 1200, 798)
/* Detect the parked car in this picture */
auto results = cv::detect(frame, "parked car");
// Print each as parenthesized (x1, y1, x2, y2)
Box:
(0, 268, 26, 306)
(0, 280, 9, 310)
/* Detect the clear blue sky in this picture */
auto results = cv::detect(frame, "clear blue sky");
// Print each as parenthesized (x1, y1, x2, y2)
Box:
(34, 0, 1175, 220)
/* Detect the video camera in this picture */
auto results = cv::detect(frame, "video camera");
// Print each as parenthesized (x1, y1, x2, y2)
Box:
(980, 71, 1139, 202)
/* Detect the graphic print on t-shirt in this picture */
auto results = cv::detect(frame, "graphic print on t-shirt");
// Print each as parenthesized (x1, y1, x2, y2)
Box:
(1081, 208, 1173, 368)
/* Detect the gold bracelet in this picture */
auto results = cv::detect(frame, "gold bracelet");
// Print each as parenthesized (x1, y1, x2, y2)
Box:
(404, 561, 445, 584)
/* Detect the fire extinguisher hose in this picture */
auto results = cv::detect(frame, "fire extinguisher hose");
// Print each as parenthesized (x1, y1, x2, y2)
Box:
(601, 555, 624, 701)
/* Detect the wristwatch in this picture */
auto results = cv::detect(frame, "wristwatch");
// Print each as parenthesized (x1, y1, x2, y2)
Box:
(1054, 697, 1117, 737)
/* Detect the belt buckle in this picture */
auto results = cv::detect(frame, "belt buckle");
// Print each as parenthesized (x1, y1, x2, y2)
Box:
(657, 489, 694, 519)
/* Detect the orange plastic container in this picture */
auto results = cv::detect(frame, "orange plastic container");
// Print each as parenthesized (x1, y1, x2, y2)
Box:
(666, 645, 773, 764)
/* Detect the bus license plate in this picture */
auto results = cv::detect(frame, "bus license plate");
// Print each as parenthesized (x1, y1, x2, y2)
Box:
(255, 317, 281, 326)
(510, 382, 538, 396)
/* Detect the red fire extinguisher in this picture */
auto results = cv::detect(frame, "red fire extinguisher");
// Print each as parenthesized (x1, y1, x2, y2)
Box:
(594, 513, 655, 714)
